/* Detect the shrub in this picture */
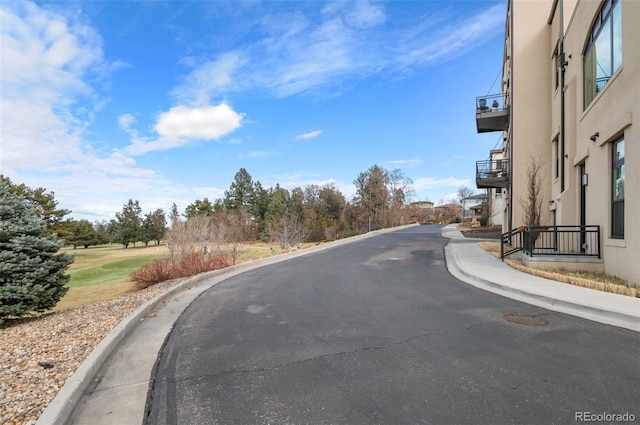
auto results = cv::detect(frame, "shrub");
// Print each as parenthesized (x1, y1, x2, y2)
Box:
(130, 253, 233, 290)
(130, 259, 175, 290)
(174, 252, 233, 278)
(0, 183, 73, 323)
(479, 216, 488, 227)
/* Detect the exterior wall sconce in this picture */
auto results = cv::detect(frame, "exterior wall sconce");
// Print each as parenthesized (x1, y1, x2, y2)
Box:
(590, 132, 600, 142)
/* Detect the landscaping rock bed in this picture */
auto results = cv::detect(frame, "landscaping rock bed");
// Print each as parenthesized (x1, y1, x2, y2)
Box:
(0, 279, 183, 425)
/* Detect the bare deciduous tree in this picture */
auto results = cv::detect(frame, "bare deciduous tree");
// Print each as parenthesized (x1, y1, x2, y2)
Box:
(224, 210, 250, 264)
(268, 215, 307, 250)
(457, 186, 474, 205)
(520, 155, 545, 226)
(164, 215, 213, 263)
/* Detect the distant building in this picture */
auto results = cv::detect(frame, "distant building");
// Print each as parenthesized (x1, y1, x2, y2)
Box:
(434, 203, 462, 224)
(461, 194, 487, 223)
(409, 201, 435, 223)
(410, 201, 434, 209)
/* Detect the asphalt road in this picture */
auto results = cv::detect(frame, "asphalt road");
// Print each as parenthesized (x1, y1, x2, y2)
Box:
(146, 225, 640, 424)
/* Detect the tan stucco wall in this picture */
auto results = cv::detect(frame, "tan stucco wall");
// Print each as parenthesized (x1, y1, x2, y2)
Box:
(509, 0, 554, 229)
(502, 0, 639, 286)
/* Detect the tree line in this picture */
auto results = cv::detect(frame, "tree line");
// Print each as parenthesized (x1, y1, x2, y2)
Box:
(1, 166, 416, 251)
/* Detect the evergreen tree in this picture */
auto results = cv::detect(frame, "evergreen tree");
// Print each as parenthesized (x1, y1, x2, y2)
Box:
(115, 199, 142, 248)
(0, 175, 71, 233)
(0, 183, 73, 322)
(249, 181, 271, 237)
(184, 198, 214, 218)
(224, 168, 254, 211)
(142, 209, 167, 246)
(169, 203, 181, 228)
(61, 219, 109, 248)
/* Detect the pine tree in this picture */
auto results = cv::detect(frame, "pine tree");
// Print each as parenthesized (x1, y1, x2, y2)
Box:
(0, 183, 73, 322)
(115, 199, 142, 248)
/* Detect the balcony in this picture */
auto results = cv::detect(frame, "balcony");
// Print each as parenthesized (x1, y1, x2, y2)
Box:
(476, 93, 509, 133)
(476, 159, 509, 189)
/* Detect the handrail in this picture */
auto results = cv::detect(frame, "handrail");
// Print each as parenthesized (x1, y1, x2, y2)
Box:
(501, 225, 600, 259)
(500, 227, 522, 260)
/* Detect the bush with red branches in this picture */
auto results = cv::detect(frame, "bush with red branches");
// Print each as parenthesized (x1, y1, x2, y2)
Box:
(130, 259, 175, 290)
(130, 253, 233, 290)
(172, 252, 233, 278)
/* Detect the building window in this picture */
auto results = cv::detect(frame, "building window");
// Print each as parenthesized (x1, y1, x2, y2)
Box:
(583, 0, 622, 108)
(553, 46, 559, 90)
(611, 138, 625, 238)
(553, 137, 559, 179)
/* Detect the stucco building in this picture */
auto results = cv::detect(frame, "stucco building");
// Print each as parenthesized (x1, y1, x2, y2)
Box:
(476, 0, 638, 287)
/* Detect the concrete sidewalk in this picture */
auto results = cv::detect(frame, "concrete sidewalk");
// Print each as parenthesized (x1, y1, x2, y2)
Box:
(443, 223, 640, 333)
(40, 224, 639, 425)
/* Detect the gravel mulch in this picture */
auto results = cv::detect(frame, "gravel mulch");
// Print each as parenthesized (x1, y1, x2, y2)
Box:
(0, 279, 184, 425)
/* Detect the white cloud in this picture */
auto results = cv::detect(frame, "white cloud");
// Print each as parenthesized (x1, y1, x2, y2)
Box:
(173, 52, 247, 105)
(124, 103, 244, 155)
(155, 104, 243, 140)
(383, 158, 422, 168)
(171, 2, 504, 99)
(0, 1, 106, 174)
(0, 2, 198, 221)
(118, 113, 136, 130)
(393, 4, 505, 72)
(239, 151, 269, 158)
(296, 130, 323, 140)
(412, 176, 472, 193)
(344, 1, 387, 29)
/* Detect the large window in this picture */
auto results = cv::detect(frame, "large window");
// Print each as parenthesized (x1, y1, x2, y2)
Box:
(583, 0, 622, 108)
(612, 138, 625, 238)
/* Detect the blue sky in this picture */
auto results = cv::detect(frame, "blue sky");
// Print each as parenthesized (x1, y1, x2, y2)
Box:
(1, 0, 506, 221)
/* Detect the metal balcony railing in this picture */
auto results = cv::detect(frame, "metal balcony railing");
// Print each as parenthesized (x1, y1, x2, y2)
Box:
(476, 93, 510, 133)
(476, 159, 509, 189)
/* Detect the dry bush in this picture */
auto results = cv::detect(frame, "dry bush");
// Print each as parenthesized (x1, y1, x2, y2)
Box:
(130, 259, 175, 290)
(130, 252, 233, 290)
(172, 252, 233, 278)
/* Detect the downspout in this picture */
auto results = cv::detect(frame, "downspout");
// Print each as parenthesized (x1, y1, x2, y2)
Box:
(559, 0, 566, 194)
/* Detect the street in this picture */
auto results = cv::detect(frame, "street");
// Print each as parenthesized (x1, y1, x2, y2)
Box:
(146, 225, 640, 424)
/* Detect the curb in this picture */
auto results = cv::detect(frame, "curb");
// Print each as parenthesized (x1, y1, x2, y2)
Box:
(444, 242, 640, 333)
(36, 224, 418, 425)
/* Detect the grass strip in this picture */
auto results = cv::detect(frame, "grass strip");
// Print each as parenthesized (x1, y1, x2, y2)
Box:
(67, 255, 160, 288)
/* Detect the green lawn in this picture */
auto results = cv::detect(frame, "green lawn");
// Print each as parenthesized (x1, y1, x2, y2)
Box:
(55, 241, 283, 309)
(67, 255, 160, 288)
